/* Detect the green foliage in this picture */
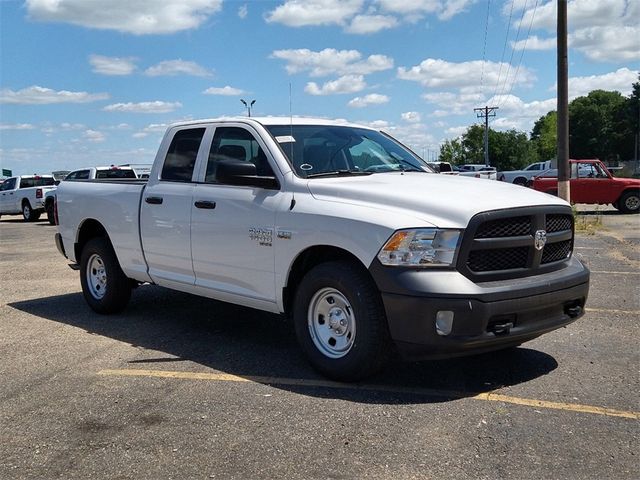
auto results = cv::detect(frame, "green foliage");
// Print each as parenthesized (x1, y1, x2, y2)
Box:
(438, 124, 538, 170)
(531, 111, 557, 160)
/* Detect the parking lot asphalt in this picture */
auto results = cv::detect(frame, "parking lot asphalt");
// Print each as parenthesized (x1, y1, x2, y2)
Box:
(1, 209, 638, 479)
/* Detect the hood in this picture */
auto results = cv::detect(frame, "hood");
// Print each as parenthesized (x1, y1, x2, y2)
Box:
(307, 172, 568, 229)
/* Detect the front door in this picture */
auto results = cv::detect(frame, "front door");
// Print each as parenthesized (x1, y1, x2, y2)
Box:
(190, 125, 284, 307)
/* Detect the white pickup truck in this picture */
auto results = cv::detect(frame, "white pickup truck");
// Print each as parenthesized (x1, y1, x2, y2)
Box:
(498, 161, 553, 185)
(0, 175, 56, 221)
(55, 117, 589, 380)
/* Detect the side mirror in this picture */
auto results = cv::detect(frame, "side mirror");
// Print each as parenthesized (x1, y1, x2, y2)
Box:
(216, 160, 279, 190)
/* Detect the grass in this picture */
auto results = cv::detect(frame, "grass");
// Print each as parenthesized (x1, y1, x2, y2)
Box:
(572, 204, 604, 235)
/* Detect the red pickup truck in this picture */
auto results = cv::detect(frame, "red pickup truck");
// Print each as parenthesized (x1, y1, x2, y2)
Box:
(531, 159, 639, 214)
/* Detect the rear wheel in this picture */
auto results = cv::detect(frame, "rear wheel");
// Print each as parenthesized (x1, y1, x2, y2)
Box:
(513, 177, 527, 186)
(293, 261, 391, 381)
(80, 237, 131, 314)
(617, 191, 640, 214)
(22, 201, 40, 222)
(46, 202, 55, 225)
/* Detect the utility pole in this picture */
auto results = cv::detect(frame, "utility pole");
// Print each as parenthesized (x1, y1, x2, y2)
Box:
(557, 0, 570, 201)
(474, 106, 498, 166)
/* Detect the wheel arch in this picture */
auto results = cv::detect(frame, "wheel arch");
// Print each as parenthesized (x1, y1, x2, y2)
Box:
(282, 245, 372, 316)
(74, 218, 111, 262)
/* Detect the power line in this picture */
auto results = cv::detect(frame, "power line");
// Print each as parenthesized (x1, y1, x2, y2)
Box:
(480, 0, 492, 91)
(501, 0, 540, 105)
(495, 0, 528, 103)
(492, 0, 515, 100)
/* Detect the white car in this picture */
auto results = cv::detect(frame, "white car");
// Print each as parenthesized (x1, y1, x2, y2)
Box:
(0, 175, 56, 221)
(55, 117, 589, 381)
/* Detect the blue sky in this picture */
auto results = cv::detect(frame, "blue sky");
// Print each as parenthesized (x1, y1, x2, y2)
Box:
(1, 0, 638, 176)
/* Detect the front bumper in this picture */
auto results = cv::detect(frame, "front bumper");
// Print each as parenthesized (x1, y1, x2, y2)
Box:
(369, 256, 589, 360)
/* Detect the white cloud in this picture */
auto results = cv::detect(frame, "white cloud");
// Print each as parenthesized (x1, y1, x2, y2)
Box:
(238, 4, 248, 19)
(422, 91, 485, 115)
(145, 60, 213, 77)
(89, 55, 137, 75)
(345, 14, 398, 34)
(570, 26, 640, 62)
(203, 86, 246, 96)
(26, 0, 223, 35)
(444, 125, 467, 138)
(103, 101, 182, 113)
(0, 85, 109, 104)
(398, 58, 535, 93)
(514, 0, 638, 63)
(271, 48, 393, 78)
(305, 75, 367, 95)
(510, 35, 556, 51)
(564, 68, 639, 98)
(348, 93, 390, 107)
(83, 129, 106, 143)
(0, 123, 36, 130)
(266, 0, 364, 27)
(133, 123, 168, 138)
(401, 111, 422, 123)
(377, 0, 476, 20)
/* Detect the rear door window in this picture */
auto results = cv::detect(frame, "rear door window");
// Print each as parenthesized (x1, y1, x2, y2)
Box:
(161, 128, 206, 182)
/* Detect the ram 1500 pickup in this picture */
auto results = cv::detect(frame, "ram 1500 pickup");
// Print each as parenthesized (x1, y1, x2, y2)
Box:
(0, 175, 56, 221)
(55, 117, 590, 380)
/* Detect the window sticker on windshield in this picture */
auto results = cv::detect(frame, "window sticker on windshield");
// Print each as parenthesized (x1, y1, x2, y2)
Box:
(275, 135, 295, 143)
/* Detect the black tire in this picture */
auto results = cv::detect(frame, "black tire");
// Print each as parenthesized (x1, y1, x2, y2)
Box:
(617, 190, 640, 214)
(79, 237, 132, 314)
(22, 201, 41, 222)
(46, 202, 56, 225)
(513, 177, 528, 186)
(293, 261, 391, 381)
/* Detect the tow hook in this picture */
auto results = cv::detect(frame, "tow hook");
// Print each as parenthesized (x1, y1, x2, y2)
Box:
(565, 305, 583, 318)
(488, 321, 513, 335)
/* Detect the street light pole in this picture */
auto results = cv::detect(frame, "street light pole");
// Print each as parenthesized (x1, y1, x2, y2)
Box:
(240, 99, 256, 117)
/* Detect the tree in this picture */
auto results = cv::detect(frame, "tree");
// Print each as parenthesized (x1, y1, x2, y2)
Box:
(569, 90, 627, 161)
(531, 111, 557, 160)
(438, 124, 539, 170)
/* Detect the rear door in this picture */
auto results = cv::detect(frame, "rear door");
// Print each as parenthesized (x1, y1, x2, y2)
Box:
(190, 125, 284, 307)
(140, 126, 208, 286)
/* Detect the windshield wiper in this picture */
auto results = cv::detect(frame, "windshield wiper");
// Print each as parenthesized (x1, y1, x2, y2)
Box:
(305, 169, 373, 178)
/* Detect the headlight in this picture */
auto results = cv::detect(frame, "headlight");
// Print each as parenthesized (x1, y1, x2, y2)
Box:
(377, 228, 461, 267)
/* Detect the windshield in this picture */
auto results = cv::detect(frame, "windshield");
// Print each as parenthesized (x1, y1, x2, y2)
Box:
(265, 125, 432, 178)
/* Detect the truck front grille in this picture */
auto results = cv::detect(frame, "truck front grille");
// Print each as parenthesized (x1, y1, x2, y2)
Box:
(457, 206, 574, 282)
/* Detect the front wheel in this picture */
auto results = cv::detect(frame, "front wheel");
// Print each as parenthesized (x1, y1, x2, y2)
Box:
(617, 191, 640, 214)
(80, 237, 131, 314)
(293, 261, 391, 381)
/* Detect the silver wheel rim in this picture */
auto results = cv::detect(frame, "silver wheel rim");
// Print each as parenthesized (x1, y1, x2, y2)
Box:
(86, 253, 107, 299)
(625, 195, 639, 211)
(307, 287, 356, 359)
(23, 205, 30, 218)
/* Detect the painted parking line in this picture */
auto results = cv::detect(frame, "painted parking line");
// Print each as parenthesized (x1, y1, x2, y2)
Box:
(586, 307, 640, 316)
(589, 270, 640, 275)
(98, 369, 639, 421)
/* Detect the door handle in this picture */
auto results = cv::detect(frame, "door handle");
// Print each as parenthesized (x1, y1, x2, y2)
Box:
(145, 196, 163, 205)
(194, 200, 216, 209)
